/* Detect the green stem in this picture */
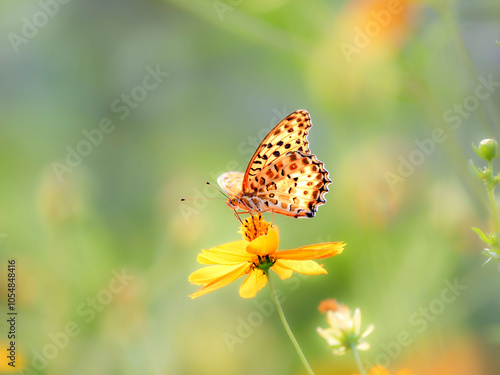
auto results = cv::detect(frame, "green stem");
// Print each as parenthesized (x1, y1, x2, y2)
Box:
(266, 271, 315, 375)
(487, 162, 499, 233)
(350, 342, 366, 375)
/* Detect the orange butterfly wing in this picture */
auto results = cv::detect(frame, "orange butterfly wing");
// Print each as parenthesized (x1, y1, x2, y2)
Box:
(242, 110, 311, 192)
(242, 110, 330, 218)
(253, 152, 330, 217)
(217, 172, 244, 197)
(217, 110, 330, 218)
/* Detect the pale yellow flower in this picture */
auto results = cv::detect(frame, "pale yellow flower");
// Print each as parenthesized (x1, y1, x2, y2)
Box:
(317, 301, 374, 355)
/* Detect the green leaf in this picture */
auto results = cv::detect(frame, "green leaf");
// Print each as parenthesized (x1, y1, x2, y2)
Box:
(468, 159, 481, 179)
(471, 227, 490, 244)
(472, 143, 481, 158)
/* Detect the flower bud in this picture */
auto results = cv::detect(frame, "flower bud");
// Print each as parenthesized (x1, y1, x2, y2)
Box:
(475, 139, 499, 161)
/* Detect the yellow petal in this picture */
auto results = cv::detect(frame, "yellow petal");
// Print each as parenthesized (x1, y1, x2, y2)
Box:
(189, 263, 249, 285)
(275, 259, 327, 275)
(246, 226, 279, 256)
(277, 242, 345, 260)
(189, 263, 250, 299)
(271, 263, 293, 279)
(212, 241, 249, 255)
(197, 241, 251, 265)
(239, 268, 268, 298)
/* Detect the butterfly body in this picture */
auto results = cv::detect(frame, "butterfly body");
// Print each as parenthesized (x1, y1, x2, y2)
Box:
(227, 190, 269, 212)
(218, 110, 330, 218)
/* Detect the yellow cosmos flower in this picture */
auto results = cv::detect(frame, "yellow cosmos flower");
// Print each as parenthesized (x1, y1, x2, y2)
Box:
(0, 344, 25, 372)
(189, 215, 345, 299)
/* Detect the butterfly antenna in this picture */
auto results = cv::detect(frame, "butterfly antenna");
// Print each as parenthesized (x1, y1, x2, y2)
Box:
(180, 198, 225, 201)
(180, 182, 230, 202)
(205, 181, 230, 199)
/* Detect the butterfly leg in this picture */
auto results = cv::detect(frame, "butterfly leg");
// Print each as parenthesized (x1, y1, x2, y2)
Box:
(233, 210, 254, 224)
(250, 212, 257, 228)
(250, 210, 266, 227)
(233, 210, 244, 224)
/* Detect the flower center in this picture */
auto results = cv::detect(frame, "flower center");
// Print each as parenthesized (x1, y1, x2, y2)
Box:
(240, 214, 272, 241)
(253, 254, 276, 272)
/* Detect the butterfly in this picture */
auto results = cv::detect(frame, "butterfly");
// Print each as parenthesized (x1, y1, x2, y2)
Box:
(217, 109, 331, 218)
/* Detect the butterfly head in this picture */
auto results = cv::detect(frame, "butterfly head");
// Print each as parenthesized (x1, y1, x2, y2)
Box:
(228, 196, 240, 209)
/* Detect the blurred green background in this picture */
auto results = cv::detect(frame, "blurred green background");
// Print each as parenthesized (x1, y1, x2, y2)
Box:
(1, 0, 500, 374)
